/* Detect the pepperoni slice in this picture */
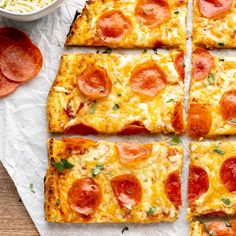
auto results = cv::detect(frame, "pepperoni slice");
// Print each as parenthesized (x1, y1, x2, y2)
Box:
(197, 0, 233, 19)
(202, 221, 236, 236)
(96, 10, 132, 43)
(118, 121, 150, 135)
(0, 42, 43, 82)
(135, 0, 171, 27)
(64, 123, 99, 135)
(78, 65, 111, 99)
(165, 170, 182, 208)
(188, 165, 209, 204)
(115, 142, 152, 164)
(220, 90, 236, 122)
(174, 52, 185, 81)
(220, 157, 236, 192)
(192, 48, 214, 81)
(0, 70, 19, 97)
(130, 61, 167, 97)
(110, 174, 142, 208)
(68, 178, 102, 216)
(187, 103, 212, 138)
(172, 102, 185, 134)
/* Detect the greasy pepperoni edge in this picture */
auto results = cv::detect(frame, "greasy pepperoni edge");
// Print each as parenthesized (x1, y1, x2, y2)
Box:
(172, 102, 185, 134)
(64, 123, 99, 135)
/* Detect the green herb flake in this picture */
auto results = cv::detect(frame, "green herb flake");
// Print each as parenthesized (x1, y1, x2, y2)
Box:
(169, 134, 182, 145)
(225, 220, 231, 227)
(153, 48, 158, 54)
(143, 49, 147, 54)
(91, 164, 104, 177)
(29, 183, 35, 193)
(219, 58, 225, 62)
(103, 48, 112, 54)
(147, 207, 156, 216)
(56, 198, 60, 206)
(218, 42, 225, 46)
(166, 98, 174, 103)
(221, 198, 231, 206)
(213, 148, 224, 155)
(122, 226, 129, 234)
(89, 101, 96, 114)
(174, 10, 179, 14)
(113, 104, 120, 110)
(54, 159, 74, 173)
(117, 93, 122, 97)
(207, 74, 214, 85)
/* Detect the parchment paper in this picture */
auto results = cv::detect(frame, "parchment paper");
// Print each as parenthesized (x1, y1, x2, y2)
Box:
(1, 0, 231, 235)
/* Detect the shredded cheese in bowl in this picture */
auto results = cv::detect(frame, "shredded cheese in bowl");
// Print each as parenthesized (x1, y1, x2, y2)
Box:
(0, 0, 55, 13)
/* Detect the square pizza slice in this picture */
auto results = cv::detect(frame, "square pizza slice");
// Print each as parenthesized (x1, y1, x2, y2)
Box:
(187, 48, 236, 138)
(47, 52, 185, 135)
(187, 141, 236, 220)
(66, 0, 187, 50)
(45, 138, 183, 223)
(193, 0, 236, 48)
(189, 220, 236, 236)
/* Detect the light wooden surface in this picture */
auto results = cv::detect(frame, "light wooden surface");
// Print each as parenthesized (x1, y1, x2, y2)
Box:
(0, 162, 39, 236)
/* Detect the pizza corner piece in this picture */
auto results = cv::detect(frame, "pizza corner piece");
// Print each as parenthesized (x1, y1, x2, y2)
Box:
(193, 0, 236, 49)
(189, 220, 236, 236)
(44, 138, 184, 223)
(187, 141, 236, 221)
(47, 52, 185, 135)
(66, 0, 188, 50)
(187, 48, 236, 138)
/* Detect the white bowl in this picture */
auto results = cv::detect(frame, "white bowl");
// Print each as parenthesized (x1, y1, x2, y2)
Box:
(0, 0, 64, 21)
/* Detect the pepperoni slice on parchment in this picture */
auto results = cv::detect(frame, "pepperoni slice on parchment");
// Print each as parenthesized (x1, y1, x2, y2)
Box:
(192, 48, 214, 81)
(220, 157, 236, 192)
(220, 90, 236, 122)
(188, 165, 209, 204)
(130, 61, 167, 97)
(78, 65, 111, 99)
(110, 174, 142, 208)
(174, 52, 185, 81)
(202, 221, 236, 236)
(0, 70, 19, 97)
(115, 142, 152, 164)
(135, 0, 171, 27)
(187, 103, 212, 138)
(172, 102, 185, 134)
(197, 0, 233, 19)
(118, 121, 150, 135)
(64, 122, 99, 135)
(165, 170, 182, 208)
(96, 10, 132, 44)
(68, 178, 102, 216)
(0, 42, 43, 82)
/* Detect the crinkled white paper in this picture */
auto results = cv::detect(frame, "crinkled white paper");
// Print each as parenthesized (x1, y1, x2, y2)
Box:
(1, 0, 233, 235)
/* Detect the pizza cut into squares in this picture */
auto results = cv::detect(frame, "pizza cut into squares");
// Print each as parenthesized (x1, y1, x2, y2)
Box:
(187, 141, 236, 220)
(47, 52, 185, 135)
(193, 0, 236, 48)
(66, 0, 188, 50)
(44, 138, 184, 223)
(188, 48, 236, 138)
(189, 220, 236, 236)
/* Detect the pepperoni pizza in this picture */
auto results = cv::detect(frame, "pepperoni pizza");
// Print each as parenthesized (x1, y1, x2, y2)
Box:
(188, 48, 236, 138)
(190, 220, 236, 236)
(187, 141, 236, 220)
(45, 138, 183, 223)
(66, 0, 188, 50)
(47, 52, 185, 135)
(193, 0, 236, 48)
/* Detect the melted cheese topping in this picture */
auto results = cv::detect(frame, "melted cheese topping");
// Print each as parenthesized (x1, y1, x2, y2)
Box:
(45, 139, 183, 223)
(189, 56, 236, 137)
(187, 141, 236, 220)
(66, 0, 187, 50)
(47, 53, 185, 134)
(193, 0, 236, 48)
(189, 221, 203, 236)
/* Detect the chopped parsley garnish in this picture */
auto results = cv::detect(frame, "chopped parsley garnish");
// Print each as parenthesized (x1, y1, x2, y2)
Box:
(225, 220, 231, 227)
(169, 134, 182, 145)
(122, 227, 129, 234)
(54, 159, 74, 172)
(103, 48, 112, 54)
(221, 198, 231, 205)
(113, 103, 120, 110)
(166, 98, 174, 103)
(56, 198, 60, 206)
(219, 58, 225, 61)
(29, 183, 35, 193)
(174, 10, 179, 14)
(147, 207, 156, 216)
(143, 48, 147, 54)
(199, 221, 216, 236)
(218, 42, 225, 46)
(91, 164, 104, 177)
(89, 101, 96, 114)
(153, 48, 158, 54)
(117, 93, 122, 97)
(213, 148, 224, 155)
(207, 74, 214, 85)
